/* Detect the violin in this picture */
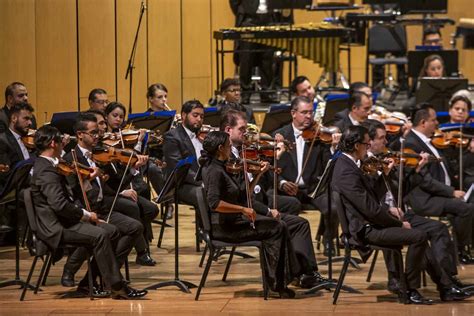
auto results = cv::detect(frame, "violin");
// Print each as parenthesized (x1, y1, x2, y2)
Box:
(368, 107, 409, 135)
(301, 123, 339, 143)
(197, 125, 219, 142)
(21, 129, 76, 149)
(432, 129, 472, 149)
(103, 128, 163, 148)
(0, 164, 10, 173)
(92, 146, 166, 168)
(225, 158, 281, 175)
(57, 160, 105, 180)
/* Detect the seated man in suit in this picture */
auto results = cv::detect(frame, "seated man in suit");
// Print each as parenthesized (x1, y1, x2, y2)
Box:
(0, 82, 36, 133)
(363, 119, 471, 301)
(163, 100, 205, 249)
(273, 96, 340, 256)
(88, 88, 109, 112)
(31, 125, 147, 299)
(216, 78, 255, 124)
(332, 125, 432, 304)
(61, 113, 145, 288)
(333, 91, 371, 133)
(404, 103, 474, 264)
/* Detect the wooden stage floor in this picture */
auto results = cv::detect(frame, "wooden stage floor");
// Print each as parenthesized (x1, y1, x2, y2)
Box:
(0, 207, 473, 315)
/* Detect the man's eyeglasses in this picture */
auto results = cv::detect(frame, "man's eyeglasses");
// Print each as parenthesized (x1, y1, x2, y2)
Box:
(359, 142, 371, 148)
(226, 88, 241, 93)
(93, 99, 109, 105)
(82, 130, 100, 138)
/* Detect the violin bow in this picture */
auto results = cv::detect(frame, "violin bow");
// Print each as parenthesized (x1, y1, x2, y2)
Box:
(241, 143, 255, 229)
(273, 137, 278, 210)
(397, 138, 405, 211)
(295, 123, 320, 185)
(71, 149, 93, 214)
(106, 148, 135, 223)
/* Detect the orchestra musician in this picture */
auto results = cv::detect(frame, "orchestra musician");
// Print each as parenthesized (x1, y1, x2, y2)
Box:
(30, 125, 147, 299)
(362, 119, 472, 302)
(404, 103, 474, 264)
(0, 82, 36, 133)
(88, 88, 109, 112)
(216, 78, 255, 124)
(423, 26, 443, 47)
(333, 90, 372, 133)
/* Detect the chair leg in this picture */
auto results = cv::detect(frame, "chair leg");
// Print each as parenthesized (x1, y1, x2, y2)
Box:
(86, 256, 94, 301)
(333, 252, 351, 305)
(19, 256, 38, 301)
(222, 246, 236, 281)
(124, 257, 130, 282)
(366, 250, 379, 282)
(395, 250, 407, 304)
(195, 248, 215, 301)
(157, 208, 167, 248)
(41, 255, 53, 286)
(258, 248, 268, 300)
(195, 211, 201, 252)
(35, 254, 51, 294)
(199, 244, 208, 268)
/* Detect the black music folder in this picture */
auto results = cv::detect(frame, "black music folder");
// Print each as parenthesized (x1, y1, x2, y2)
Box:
(416, 78, 468, 112)
(127, 110, 175, 135)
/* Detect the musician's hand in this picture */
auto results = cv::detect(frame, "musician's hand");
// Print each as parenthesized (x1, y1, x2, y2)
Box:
(274, 133, 284, 143)
(242, 207, 256, 223)
(453, 190, 466, 199)
(138, 129, 147, 142)
(282, 181, 298, 196)
(121, 189, 138, 202)
(331, 132, 342, 149)
(260, 161, 271, 173)
(416, 152, 430, 172)
(134, 154, 148, 169)
(275, 141, 286, 160)
(268, 209, 281, 219)
(89, 167, 101, 180)
(402, 221, 412, 229)
(89, 212, 100, 224)
(383, 158, 395, 175)
(62, 133, 71, 147)
(389, 207, 403, 220)
(402, 121, 413, 138)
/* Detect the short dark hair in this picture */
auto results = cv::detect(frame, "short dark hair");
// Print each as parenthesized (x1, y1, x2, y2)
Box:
(290, 95, 312, 111)
(411, 103, 435, 127)
(349, 92, 369, 109)
(181, 99, 204, 115)
(361, 119, 385, 140)
(339, 125, 368, 153)
(8, 102, 34, 120)
(200, 131, 229, 165)
(219, 109, 246, 131)
(220, 78, 240, 94)
(34, 125, 62, 153)
(105, 101, 126, 117)
(449, 95, 472, 112)
(290, 76, 310, 94)
(349, 82, 369, 95)
(4, 82, 25, 103)
(423, 26, 442, 42)
(146, 83, 168, 98)
(74, 112, 97, 134)
(419, 54, 445, 78)
(88, 88, 107, 102)
(85, 109, 106, 120)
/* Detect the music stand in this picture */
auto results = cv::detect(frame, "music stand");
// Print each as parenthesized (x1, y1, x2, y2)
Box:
(49, 112, 80, 136)
(127, 110, 175, 134)
(145, 156, 197, 293)
(399, 0, 447, 14)
(203, 107, 221, 127)
(322, 94, 350, 125)
(261, 105, 292, 135)
(415, 78, 468, 112)
(407, 50, 459, 78)
(305, 155, 361, 295)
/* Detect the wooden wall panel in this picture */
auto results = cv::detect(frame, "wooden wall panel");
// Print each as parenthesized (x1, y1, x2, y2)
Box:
(147, 0, 182, 110)
(77, 0, 116, 110)
(116, 0, 148, 114)
(0, 0, 37, 109)
(35, 0, 78, 124)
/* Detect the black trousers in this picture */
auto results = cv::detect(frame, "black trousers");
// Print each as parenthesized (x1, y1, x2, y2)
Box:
(64, 211, 143, 277)
(363, 225, 427, 289)
(304, 192, 339, 242)
(61, 221, 122, 288)
(212, 214, 298, 292)
(383, 213, 456, 289)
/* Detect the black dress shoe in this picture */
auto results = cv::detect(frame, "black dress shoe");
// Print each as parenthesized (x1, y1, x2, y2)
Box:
(77, 285, 111, 298)
(165, 204, 174, 220)
(278, 287, 296, 299)
(450, 276, 474, 289)
(458, 253, 474, 265)
(299, 272, 332, 289)
(112, 285, 148, 300)
(135, 253, 156, 266)
(440, 286, 471, 301)
(323, 242, 336, 257)
(387, 278, 400, 294)
(407, 289, 434, 305)
(61, 269, 75, 287)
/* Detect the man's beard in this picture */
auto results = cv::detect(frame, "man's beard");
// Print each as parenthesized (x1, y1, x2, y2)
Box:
(184, 119, 201, 133)
(15, 123, 29, 137)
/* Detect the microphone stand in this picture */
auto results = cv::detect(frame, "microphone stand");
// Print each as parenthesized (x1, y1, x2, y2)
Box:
(125, 1, 146, 114)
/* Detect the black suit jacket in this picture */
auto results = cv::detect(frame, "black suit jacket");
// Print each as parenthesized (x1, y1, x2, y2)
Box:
(30, 157, 84, 249)
(163, 124, 200, 185)
(0, 129, 30, 190)
(333, 109, 354, 133)
(404, 130, 455, 215)
(273, 123, 330, 193)
(332, 154, 402, 247)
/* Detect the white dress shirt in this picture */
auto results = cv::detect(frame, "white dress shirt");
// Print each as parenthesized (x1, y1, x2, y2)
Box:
(411, 129, 451, 186)
(293, 124, 306, 186)
(348, 113, 360, 126)
(257, 0, 268, 14)
(183, 126, 203, 160)
(10, 129, 30, 160)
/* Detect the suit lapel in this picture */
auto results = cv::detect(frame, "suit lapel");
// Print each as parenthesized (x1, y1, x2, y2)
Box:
(178, 125, 196, 158)
(6, 131, 24, 162)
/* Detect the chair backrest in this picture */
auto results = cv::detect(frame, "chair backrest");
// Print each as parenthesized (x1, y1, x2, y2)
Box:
(332, 190, 351, 239)
(23, 187, 37, 234)
(23, 187, 49, 257)
(196, 186, 212, 235)
(0, 159, 34, 198)
(368, 24, 407, 55)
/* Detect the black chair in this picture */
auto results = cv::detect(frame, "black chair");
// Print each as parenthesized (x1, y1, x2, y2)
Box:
(194, 186, 269, 301)
(332, 191, 407, 305)
(0, 159, 35, 291)
(20, 187, 94, 301)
